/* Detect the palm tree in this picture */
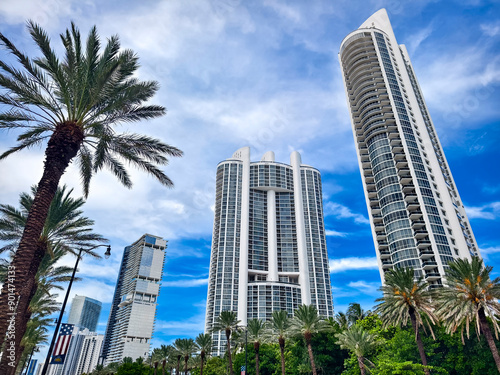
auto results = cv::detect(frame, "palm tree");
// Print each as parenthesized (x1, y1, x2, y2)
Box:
(347, 302, 369, 325)
(290, 305, 325, 375)
(0, 185, 105, 372)
(0, 21, 182, 354)
(375, 267, 437, 375)
(334, 311, 350, 330)
(195, 333, 212, 375)
(434, 257, 500, 372)
(266, 310, 290, 375)
(174, 338, 197, 375)
(210, 311, 240, 375)
(246, 319, 266, 375)
(151, 344, 174, 375)
(335, 324, 380, 375)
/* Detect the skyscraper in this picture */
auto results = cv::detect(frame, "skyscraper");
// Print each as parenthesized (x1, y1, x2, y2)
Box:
(67, 295, 102, 332)
(102, 234, 166, 364)
(205, 147, 333, 354)
(339, 9, 479, 286)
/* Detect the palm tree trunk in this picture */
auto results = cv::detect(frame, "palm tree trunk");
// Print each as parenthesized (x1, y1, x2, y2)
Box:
(254, 342, 260, 375)
(357, 356, 366, 375)
(478, 308, 500, 373)
(409, 310, 429, 375)
(279, 337, 285, 375)
(184, 355, 188, 375)
(304, 332, 317, 375)
(200, 354, 205, 375)
(176, 356, 181, 375)
(226, 329, 234, 375)
(0, 121, 84, 359)
(1, 242, 45, 375)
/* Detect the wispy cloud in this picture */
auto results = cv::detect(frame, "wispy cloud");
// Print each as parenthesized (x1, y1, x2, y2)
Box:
(155, 311, 206, 336)
(347, 280, 380, 296)
(329, 257, 378, 273)
(465, 202, 500, 220)
(163, 278, 208, 287)
(480, 21, 500, 37)
(325, 229, 348, 237)
(325, 202, 369, 224)
(407, 23, 434, 55)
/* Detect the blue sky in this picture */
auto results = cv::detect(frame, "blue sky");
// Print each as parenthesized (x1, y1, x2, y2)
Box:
(0, 0, 499, 363)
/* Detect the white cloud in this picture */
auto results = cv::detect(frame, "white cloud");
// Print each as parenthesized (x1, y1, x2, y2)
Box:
(329, 257, 378, 273)
(156, 311, 206, 336)
(407, 23, 433, 55)
(481, 21, 500, 37)
(347, 280, 381, 296)
(163, 278, 208, 287)
(325, 229, 347, 237)
(325, 202, 369, 224)
(465, 202, 500, 220)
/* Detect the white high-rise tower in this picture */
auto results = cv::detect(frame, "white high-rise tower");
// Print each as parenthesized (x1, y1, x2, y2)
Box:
(205, 148, 333, 355)
(339, 9, 479, 286)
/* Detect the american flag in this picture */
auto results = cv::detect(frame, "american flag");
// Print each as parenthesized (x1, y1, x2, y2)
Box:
(50, 323, 74, 364)
(241, 365, 246, 375)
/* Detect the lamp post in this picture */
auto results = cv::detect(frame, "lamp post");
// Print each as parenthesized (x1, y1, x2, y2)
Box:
(41, 244, 111, 375)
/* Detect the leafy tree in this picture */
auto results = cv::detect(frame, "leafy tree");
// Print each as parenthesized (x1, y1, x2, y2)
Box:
(196, 333, 212, 375)
(233, 343, 280, 375)
(0, 185, 105, 371)
(210, 311, 240, 375)
(375, 268, 437, 375)
(371, 360, 443, 375)
(335, 324, 380, 375)
(0, 20, 182, 361)
(265, 310, 291, 375)
(434, 256, 500, 372)
(290, 305, 325, 375)
(199, 357, 226, 375)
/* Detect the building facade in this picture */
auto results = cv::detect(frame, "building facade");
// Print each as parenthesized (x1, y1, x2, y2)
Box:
(102, 234, 166, 364)
(67, 295, 102, 332)
(205, 148, 333, 354)
(339, 9, 479, 286)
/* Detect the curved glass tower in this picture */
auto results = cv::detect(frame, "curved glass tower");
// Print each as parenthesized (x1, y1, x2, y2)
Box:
(339, 9, 479, 286)
(205, 147, 333, 355)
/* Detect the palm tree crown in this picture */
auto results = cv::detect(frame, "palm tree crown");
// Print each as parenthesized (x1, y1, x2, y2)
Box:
(435, 257, 500, 372)
(195, 333, 212, 375)
(266, 310, 291, 375)
(335, 324, 380, 375)
(210, 311, 240, 375)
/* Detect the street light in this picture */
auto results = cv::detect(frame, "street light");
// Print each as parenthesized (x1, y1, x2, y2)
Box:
(41, 244, 111, 375)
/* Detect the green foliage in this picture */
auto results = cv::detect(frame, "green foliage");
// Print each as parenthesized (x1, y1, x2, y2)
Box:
(200, 357, 227, 375)
(370, 360, 443, 375)
(233, 343, 280, 375)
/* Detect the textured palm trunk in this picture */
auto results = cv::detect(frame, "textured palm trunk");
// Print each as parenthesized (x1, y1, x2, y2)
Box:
(409, 309, 429, 375)
(226, 329, 234, 375)
(184, 355, 189, 375)
(304, 332, 317, 375)
(176, 356, 181, 375)
(478, 308, 500, 373)
(357, 356, 366, 375)
(254, 342, 260, 375)
(279, 336, 286, 375)
(0, 122, 83, 366)
(1, 240, 46, 375)
(200, 352, 205, 375)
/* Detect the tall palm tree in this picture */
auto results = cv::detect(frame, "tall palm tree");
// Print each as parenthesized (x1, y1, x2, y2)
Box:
(246, 319, 266, 375)
(290, 305, 325, 375)
(265, 310, 290, 375)
(210, 311, 240, 375)
(434, 257, 500, 372)
(174, 338, 197, 375)
(195, 333, 212, 375)
(0, 185, 105, 372)
(375, 267, 437, 375)
(335, 324, 380, 375)
(0, 21, 182, 354)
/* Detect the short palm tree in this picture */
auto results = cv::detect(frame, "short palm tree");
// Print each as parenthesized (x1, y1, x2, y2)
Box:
(195, 333, 212, 375)
(174, 338, 197, 375)
(246, 319, 266, 375)
(290, 304, 325, 375)
(375, 267, 437, 375)
(434, 257, 500, 372)
(335, 324, 380, 375)
(0, 21, 182, 355)
(151, 344, 174, 375)
(210, 311, 240, 375)
(0, 185, 105, 372)
(266, 310, 291, 375)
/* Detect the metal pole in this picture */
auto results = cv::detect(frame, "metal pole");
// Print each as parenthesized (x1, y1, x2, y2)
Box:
(245, 329, 247, 375)
(41, 248, 83, 375)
